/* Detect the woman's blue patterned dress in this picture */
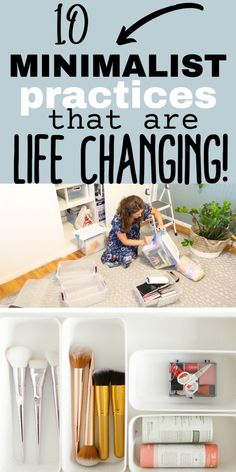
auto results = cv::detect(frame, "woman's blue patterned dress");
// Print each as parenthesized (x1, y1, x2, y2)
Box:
(101, 203, 152, 268)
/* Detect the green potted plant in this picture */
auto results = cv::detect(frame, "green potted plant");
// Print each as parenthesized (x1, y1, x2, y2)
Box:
(175, 200, 236, 258)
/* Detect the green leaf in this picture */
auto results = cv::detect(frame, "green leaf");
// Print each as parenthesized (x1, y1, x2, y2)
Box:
(189, 208, 199, 215)
(181, 238, 194, 247)
(176, 199, 235, 241)
(175, 206, 190, 214)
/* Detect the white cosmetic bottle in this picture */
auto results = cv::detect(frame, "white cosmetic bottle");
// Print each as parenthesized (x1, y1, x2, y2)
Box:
(142, 416, 213, 444)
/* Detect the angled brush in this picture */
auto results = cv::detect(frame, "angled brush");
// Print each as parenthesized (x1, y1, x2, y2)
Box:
(29, 359, 48, 462)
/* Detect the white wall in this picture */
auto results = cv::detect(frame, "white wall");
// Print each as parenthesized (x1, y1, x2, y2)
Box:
(168, 184, 236, 225)
(0, 184, 65, 284)
(104, 184, 156, 226)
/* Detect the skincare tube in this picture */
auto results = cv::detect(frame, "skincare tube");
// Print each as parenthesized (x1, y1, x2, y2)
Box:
(142, 416, 213, 444)
(140, 444, 219, 468)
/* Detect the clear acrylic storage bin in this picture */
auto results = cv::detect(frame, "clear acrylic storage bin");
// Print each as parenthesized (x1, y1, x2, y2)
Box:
(134, 271, 181, 307)
(56, 259, 97, 282)
(60, 273, 107, 307)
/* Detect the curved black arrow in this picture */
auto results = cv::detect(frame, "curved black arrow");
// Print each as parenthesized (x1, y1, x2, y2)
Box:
(116, 2, 204, 45)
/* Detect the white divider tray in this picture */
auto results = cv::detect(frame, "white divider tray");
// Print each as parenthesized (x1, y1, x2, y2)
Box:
(0, 317, 60, 472)
(61, 316, 127, 472)
(129, 414, 236, 472)
(0, 309, 236, 472)
(129, 349, 236, 412)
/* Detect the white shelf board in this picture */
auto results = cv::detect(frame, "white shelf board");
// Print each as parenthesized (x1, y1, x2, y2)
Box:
(55, 183, 85, 190)
(58, 196, 94, 211)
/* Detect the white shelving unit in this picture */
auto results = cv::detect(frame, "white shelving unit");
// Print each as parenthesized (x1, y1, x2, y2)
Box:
(55, 184, 98, 254)
(56, 184, 95, 212)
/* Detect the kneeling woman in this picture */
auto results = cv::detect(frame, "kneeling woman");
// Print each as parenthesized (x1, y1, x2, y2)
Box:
(101, 195, 164, 269)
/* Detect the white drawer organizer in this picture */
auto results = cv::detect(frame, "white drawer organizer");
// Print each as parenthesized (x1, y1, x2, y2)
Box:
(129, 350, 236, 412)
(129, 414, 236, 472)
(0, 308, 236, 472)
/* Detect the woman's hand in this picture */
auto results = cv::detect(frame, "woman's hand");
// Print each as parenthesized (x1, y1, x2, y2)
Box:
(139, 239, 146, 246)
(151, 208, 164, 231)
(144, 235, 153, 245)
(117, 232, 148, 247)
(139, 236, 153, 247)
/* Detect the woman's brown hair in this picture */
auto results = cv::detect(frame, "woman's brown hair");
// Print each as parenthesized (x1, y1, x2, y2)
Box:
(117, 195, 144, 233)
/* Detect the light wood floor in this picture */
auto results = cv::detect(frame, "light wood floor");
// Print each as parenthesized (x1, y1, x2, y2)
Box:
(0, 251, 84, 299)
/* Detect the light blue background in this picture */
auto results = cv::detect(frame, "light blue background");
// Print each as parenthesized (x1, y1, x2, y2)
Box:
(0, 0, 235, 183)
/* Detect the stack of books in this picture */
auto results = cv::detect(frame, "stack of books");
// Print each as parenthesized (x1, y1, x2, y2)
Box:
(135, 281, 178, 306)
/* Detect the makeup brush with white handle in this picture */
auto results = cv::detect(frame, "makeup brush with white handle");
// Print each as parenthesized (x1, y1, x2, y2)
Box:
(6, 346, 32, 462)
(29, 359, 48, 462)
(45, 351, 60, 434)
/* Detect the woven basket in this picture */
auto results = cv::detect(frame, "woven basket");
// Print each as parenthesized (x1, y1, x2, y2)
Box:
(190, 226, 231, 255)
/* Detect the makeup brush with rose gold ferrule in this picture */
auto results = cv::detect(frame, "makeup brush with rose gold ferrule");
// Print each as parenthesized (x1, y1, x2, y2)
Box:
(69, 347, 91, 458)
(77, 352, 99, 466)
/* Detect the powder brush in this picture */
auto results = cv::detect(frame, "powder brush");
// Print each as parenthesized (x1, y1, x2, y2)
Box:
(6, 345, 32, 462)
(69, 346, 91, 458)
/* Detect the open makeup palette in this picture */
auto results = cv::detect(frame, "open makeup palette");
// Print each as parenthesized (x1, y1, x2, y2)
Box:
(0, 308, 236, 472)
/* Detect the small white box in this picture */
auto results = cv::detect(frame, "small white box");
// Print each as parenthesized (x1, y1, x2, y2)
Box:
(66, 185, 83, 200)
(75, 223, 106, 255)
(57, 185, 84, 202)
